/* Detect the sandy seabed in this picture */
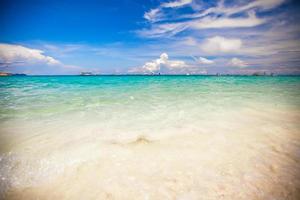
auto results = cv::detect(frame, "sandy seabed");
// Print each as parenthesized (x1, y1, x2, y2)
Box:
(1, 107, 300, 200)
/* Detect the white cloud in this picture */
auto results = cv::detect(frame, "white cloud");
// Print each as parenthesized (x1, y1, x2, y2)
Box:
(180, 37, 198, 46)
(167, 59, 186, 68)
(140, 11, 265, 38)
(229, 57, 248, 68)
(137, 22, 187, 38)
(191, 11, 265, 29)
(183, 0, 285, 19)
(236, 0, 286, 12)
(0, 43, 85, 74)
(201, 36, 242, 54)
(143, 0, 192, 23)
(144, 8, 162, 23)
(197, 57, 215, 64)
(139, 0, 285, 38)
(130, 53, 188, 73)
(162, 0, 192, 8)
(143, 53, 168, 72)
(0, 43, 60, 65)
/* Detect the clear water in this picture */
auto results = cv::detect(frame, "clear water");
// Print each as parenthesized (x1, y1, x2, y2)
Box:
(1, 76, 299, 123)
(0, 76, 300, 199)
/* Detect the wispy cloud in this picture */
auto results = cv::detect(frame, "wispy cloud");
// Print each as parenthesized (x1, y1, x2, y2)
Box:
(139, 0, 285, 38)
(137, 22, 188, 38)
(184, 0, 286, 19)
(190, 11, 265, 29)
(144, 8, 162, 23)
(143, 0, 192, 23)
(161, 0, 192, 8)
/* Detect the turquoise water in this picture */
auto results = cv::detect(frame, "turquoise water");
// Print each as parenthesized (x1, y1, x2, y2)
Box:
(1, 75, 299, 121)
(0, 76, 300, 199)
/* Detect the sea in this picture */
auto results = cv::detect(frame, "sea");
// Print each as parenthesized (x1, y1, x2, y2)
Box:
(0, 75, 299, 199)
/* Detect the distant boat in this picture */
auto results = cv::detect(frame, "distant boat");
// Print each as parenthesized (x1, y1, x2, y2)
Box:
(252, 72, 274, 76)
(80, 72, 94, 76)
(252, 72, 261, 76)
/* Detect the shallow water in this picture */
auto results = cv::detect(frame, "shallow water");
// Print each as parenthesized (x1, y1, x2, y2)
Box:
(0, 75, 300, 199)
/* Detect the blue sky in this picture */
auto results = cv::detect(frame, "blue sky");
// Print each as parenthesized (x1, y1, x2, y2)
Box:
(0, 0, 299, 74)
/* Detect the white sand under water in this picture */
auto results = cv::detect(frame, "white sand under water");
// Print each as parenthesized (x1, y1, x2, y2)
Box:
(0, 76, 300, 199)
(1, 105, 299, 200)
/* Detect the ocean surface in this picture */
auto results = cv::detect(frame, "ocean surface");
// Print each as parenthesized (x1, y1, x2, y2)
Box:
(0, 75, 300, 199)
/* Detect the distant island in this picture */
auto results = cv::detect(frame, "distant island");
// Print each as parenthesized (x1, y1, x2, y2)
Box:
(0, 71, 279, 76)
(0, 72, 27, 76)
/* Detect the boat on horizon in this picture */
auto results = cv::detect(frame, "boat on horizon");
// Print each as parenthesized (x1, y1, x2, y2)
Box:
(80, 72, 94, 76)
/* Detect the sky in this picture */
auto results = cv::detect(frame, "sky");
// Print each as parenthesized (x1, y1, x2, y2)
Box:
(0, 0, 300, 75)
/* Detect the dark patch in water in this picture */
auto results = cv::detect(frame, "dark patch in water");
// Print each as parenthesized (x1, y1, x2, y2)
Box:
(129, 136, 152, 145)
(109, 136, 153, 146)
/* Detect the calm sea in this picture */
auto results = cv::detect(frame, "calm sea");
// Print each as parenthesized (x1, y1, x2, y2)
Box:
(0, 75, 300, 199)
